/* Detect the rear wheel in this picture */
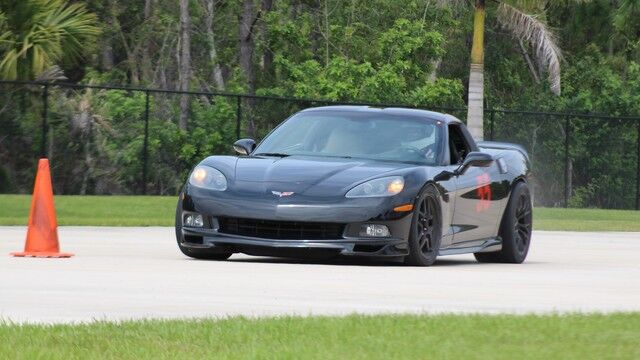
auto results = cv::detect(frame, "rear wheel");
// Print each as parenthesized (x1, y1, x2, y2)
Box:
(405, 185, 442, 266)
(175, 197, 233, 260)
(474, 181, 532, 263)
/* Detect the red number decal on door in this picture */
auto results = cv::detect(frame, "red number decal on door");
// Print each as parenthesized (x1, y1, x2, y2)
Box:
(476, 173, 491, 212)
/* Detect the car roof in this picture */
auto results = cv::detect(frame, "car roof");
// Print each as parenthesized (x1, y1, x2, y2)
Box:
(299, 105, 463, 124)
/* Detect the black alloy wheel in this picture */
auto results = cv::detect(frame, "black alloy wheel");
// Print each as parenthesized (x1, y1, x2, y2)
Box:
(405, 185, 442, 266)
(417, 195, 437, 255)
(474, 181, 532, 264)
(513, 191, 532, 254)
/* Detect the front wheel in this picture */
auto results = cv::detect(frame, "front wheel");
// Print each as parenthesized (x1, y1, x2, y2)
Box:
(404, 185, 442, 266)
(475, 181, 532, 264)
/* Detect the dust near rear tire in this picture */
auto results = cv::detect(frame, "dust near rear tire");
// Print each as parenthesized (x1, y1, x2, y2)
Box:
(474, 181, 532, 264)
(175, 197, 232, 261)
(404, 185, 442, 266)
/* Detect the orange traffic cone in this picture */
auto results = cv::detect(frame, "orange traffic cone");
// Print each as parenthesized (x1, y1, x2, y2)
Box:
(10, 159, 73, 258)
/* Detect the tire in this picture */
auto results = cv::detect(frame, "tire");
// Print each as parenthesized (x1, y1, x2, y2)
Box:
(474, 181, 532, 264)
(175, 197, 233, 261)
(404, 185, 442, 266)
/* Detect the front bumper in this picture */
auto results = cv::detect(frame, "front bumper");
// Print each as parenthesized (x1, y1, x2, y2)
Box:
(181, 227, 409, 257)
(178, 188, 415, 258)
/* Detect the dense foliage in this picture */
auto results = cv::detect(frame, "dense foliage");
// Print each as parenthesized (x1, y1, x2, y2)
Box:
(0, 0, 639, 208)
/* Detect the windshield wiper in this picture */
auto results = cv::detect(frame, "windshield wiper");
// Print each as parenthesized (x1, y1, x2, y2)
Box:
(253, 152, 290, 157)
(323, 155, 352, 159)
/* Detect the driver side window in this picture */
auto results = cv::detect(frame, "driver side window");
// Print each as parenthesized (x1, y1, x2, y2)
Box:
(448, 124, 470, 165)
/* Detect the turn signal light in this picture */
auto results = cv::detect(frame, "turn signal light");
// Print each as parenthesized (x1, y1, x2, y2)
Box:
(393, 204, 414, 212)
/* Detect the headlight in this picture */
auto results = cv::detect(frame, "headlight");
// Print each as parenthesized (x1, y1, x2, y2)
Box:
(189, 165, 227, 191)
(345, 176, 404, 198)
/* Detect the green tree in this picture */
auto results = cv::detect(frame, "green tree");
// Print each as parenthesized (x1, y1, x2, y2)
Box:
(260, 16, 464, 105)
(0, 0, 99, 80)
(613, 0, 640, 60)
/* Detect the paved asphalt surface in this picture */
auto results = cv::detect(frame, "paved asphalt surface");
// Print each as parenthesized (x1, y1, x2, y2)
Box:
(1, 226, 639, 323)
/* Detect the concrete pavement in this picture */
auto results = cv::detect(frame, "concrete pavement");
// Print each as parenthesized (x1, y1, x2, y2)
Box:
(1, 227, 639, 323)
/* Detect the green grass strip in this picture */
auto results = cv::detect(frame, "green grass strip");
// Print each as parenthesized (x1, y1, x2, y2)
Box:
(0, 194, 639, 231)
(534, 207, 640, 231)
(0, 195, 175, 226)
(1, 313, 638, 359)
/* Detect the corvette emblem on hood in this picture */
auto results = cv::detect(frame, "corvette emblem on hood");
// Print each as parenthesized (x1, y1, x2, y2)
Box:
(271, 191, 294, 197)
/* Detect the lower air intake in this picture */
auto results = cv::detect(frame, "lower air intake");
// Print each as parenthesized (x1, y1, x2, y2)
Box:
(217, 217, 345, 240)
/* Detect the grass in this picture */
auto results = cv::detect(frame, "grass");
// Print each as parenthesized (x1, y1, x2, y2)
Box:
(533, 207, 640, 232)
(0, 195, 176, 226)
(0, 313, 638, 359)
(0, 194, 638, 231)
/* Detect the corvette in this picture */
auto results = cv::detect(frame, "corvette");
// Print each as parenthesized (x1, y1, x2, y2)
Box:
(175, 106, 532, 266)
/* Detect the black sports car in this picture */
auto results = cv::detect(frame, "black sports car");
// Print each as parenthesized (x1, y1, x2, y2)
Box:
(176, 106, 532, 266)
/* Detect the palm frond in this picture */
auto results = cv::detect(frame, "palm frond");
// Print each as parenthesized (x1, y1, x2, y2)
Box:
(503, 0, 589, 11)
(0, 0, 99, 80)
(496, 2, 562, 95)
(436, 0, 472, 8)
(35, 65, 66, 81)
(0, 48, 19, 79)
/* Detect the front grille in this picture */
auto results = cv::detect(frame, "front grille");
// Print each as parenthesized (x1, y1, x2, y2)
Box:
(217, 217, 345, 240)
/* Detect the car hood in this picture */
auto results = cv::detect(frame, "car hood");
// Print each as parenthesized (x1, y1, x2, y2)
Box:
(205, 155, 419, 196)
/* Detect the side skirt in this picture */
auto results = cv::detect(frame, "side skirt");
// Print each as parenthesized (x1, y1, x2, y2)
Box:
(438, 237, 502, 256)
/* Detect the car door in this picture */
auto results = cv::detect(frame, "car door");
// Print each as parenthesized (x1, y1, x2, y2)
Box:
(447, 124, 501, 245)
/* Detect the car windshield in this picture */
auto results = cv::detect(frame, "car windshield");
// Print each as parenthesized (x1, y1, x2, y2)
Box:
(253, 110, 443, 165)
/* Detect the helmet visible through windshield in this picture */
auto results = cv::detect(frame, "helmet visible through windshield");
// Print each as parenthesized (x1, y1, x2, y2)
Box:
(254, 110, 442, 165)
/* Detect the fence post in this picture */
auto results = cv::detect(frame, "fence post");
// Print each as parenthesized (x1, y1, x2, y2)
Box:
(142, 90, 150, 195)
(564, 117, 571, 208)
(489, 109, 495, 141)
(40, 84, 49, 158)
(236, 96, 242, 139)
(636, 120, 640, 210)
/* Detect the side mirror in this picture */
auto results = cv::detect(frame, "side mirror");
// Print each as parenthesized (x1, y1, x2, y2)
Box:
(435, 152, 493, 182)
(456, 151, 493, 174)
(233, 138, 256, 155)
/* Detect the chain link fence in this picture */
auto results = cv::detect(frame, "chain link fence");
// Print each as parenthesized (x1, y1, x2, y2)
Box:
(1, 80, 639, 209)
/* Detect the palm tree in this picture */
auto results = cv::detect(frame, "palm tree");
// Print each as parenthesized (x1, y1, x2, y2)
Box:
(441, 0, 565, 140)
(0, 0, 99, 80)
